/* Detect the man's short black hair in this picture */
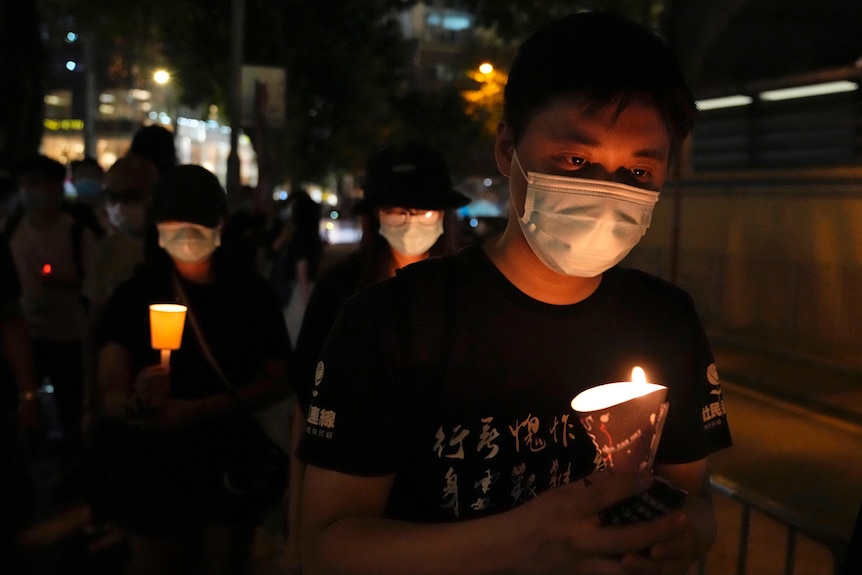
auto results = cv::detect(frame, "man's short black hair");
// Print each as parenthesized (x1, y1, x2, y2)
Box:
(503, 11, 697, 160)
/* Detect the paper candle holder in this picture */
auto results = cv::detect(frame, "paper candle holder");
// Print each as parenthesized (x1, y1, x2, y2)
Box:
(149, 303, 187, 367)
(571, 368, 669, 473)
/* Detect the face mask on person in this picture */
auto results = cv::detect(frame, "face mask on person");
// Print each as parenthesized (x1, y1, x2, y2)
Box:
(74, 179, 102, 203)
(106, 201, 148, 236)
(157, 222, 221, 263)
(379, 219, 443, 256)
(513, 151, 659, 277)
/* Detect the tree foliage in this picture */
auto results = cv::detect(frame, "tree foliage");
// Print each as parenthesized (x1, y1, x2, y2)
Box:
(22, 0, 852, 187)
(0, 0, 44, 167)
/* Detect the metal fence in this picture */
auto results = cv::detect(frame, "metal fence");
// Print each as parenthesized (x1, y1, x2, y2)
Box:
(700, 474, 850, 575)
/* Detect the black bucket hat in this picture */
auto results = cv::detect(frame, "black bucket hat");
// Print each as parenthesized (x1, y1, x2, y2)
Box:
(352, 141, 470, 214)
(150, 164, 227, 228)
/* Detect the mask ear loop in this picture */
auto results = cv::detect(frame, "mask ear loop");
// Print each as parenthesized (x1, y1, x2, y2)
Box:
(511, 151, 537, 225)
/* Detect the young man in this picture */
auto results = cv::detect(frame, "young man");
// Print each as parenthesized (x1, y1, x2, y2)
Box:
(297, 12, 732, 575)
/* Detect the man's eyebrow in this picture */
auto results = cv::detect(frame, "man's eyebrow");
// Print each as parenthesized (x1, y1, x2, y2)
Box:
(549, 133, 668, 161)
(631, 147, 668, 161)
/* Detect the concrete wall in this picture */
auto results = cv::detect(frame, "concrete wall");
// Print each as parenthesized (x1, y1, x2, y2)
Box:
(624, 171, 862, 352)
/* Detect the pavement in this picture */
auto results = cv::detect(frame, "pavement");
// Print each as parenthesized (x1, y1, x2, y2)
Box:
(708, 327, 862, 431)
(701, 328, 862, 575)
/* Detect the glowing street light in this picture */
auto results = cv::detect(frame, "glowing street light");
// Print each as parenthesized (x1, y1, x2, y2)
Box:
(153, 69, 171, 85)
(463, 61, 506, 135)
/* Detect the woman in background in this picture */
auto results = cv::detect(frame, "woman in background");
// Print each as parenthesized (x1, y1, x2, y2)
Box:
(283, 141, 470, 572)
(95, 165, 290, 575)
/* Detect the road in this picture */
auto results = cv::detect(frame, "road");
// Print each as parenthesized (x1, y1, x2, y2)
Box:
(695, 380, 862, 574)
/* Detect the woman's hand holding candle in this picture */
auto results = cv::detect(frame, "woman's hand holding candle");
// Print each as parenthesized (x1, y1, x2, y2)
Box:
(128, 365, 171, 416)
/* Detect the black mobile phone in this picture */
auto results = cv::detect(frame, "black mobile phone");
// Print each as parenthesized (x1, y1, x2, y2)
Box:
(599, 477, 688, 526)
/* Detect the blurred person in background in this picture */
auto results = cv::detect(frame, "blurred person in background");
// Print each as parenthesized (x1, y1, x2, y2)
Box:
(8, 154, 98, 489)
(282, 140, 469, 573)
(0, 232, 40, 574)
(83, 154, 160, 317)
(70, 156, 108, 236)
(268, 189, 323, 343)
(129, 124, 178, 179)
(221, 185, 271, 277)
(94, 164, 291, 575)
(83, 153, 161, 489)
(1, 165, 20, 232)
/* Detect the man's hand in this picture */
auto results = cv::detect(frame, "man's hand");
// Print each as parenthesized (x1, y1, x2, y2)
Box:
(509, 471, 699, 574)
(619, 511, 701, 574)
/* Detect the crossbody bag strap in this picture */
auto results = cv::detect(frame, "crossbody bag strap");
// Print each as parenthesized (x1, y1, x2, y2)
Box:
(172, 273, 239, 400)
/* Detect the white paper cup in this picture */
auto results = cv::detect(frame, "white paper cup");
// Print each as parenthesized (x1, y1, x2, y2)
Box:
(148, 303, 187, 350)
(572, 381, 669, 472)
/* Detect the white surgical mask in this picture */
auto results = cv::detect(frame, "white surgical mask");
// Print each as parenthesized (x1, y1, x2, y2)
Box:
(379, 219, 443, 257)
(157, 222, 221, 263)
(74, 179, 102, 203)
(514, 152, 659, 277)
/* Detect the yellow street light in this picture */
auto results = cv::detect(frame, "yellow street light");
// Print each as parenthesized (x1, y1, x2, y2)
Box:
(153, 69, 171, 85)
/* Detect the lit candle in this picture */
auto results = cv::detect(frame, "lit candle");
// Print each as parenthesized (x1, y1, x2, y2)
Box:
(571, 367, 665, 412)
(571, 366, 669, 472)
(148, 303, 187, 369)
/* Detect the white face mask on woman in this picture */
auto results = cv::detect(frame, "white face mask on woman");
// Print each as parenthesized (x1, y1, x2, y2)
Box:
(513, 152, 659, 277)
(157, 222, 222, 264)
(379, 219, 443, 257)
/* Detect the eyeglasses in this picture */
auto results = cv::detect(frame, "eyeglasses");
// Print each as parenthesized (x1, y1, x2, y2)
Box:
(378, 207, 442, 227)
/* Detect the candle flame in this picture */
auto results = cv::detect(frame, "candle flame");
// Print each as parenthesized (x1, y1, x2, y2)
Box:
(632, 366, 646, 384)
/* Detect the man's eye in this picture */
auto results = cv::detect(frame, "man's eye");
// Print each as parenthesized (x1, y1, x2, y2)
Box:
(568, 157, 587, 167)
(631, 168, 649, 178)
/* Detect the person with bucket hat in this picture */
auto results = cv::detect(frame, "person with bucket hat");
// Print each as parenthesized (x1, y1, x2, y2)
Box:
(282, 141, 469, 572)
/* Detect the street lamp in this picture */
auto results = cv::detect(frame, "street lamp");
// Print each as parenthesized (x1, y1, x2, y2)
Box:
(153, 69, 171, 85)
(152, 69, 173, 125)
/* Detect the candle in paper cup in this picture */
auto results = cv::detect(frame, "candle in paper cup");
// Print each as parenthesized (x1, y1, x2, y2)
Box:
(571, 367, 669, 472)
(149, 304, 187, 367)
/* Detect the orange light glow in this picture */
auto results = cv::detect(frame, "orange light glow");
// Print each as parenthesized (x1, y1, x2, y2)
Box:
(148, 304, 187, 350)
(41, 263, 52, 276)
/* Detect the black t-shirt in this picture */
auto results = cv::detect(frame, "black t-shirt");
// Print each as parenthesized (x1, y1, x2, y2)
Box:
(94, 265, 292, 532)
(98, 266, 291, 400)
(298, 244, 732, 522)
(291, 250, 364, 412)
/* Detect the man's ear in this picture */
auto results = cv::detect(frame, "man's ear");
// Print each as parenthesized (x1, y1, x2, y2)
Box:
(494, 122, 515, 178)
